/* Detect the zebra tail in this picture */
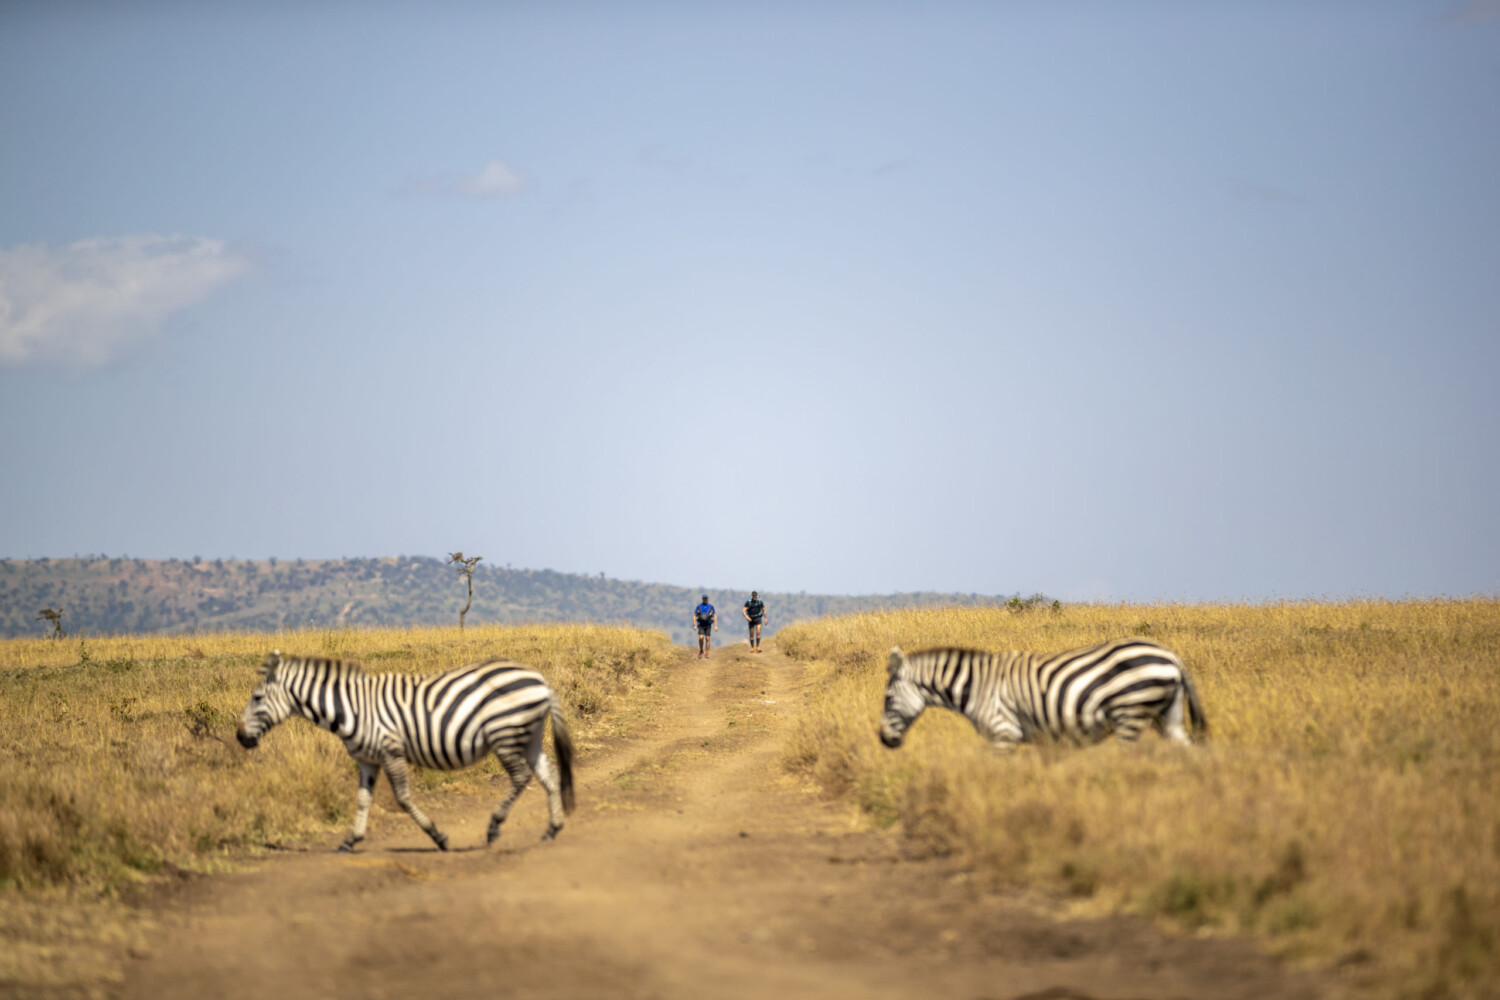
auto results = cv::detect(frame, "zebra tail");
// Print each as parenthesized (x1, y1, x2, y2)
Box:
(1182, 669, 1209, 738)
(549, 696, 576, 815)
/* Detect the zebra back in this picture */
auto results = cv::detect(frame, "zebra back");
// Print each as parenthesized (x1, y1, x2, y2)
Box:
(892, 639, 1204, 746)
(263, 653, 558, 769)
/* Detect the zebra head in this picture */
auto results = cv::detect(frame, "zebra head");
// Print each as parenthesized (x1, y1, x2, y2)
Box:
(236, 650, 294, 749)
(880, 647, 925, 749)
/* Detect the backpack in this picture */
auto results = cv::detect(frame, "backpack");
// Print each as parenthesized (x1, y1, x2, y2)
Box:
(745, 598, 764, 621)
(695, 603, 715, 624)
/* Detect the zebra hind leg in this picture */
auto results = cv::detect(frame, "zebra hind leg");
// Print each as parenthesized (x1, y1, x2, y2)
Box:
(486, 748, 534, 846)
(1159, 683, 1194, 745)
(383, 758, 448, 851)
(528, 741, 566, 841)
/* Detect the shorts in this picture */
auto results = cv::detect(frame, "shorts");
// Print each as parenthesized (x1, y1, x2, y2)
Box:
(697, 622, 714, 636)
(747, 619, 764, 629)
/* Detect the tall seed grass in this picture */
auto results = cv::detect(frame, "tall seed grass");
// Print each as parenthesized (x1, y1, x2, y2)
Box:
(777, 600, 1500, 1000)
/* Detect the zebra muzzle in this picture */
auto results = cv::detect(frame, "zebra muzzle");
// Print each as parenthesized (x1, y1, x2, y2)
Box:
(236, 727, 259, 749)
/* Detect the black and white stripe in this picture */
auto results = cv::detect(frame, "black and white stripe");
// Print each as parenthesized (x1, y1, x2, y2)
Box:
(237, 650, 575, 851)
(879, 639, 1207, 751)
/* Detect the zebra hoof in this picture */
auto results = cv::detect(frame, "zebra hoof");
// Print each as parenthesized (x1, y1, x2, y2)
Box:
(540, 824, 562, 842)
(432, 832, 450, 852)
(486, 823, 502, 846)
(337, 838, 361, 853)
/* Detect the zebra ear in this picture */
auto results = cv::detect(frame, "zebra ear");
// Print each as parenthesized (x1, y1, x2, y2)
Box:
(260, 650, 282, 681)
(888, 647, 907, 678)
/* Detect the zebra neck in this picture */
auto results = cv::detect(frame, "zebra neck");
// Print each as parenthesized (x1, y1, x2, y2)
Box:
(922, 683, 962, 712)
(284, 661, 366, 735)
(915, 673, 972, 716)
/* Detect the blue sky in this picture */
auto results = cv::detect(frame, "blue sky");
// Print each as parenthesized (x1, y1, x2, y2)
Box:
(1, 1, 1496, 601)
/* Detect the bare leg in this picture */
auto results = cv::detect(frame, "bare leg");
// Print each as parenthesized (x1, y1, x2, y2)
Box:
(383, 757, 448, 850)
(339, 762, 380, 852)
(486, 750, 533, 845)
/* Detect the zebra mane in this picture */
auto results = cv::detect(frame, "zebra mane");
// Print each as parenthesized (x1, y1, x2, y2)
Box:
(904, 647, 993, 667)
(891, 645, 977, 679)
(897, 647, 1016, 685)
(269, 653, 367, 682)
(907, 646, 990, 658)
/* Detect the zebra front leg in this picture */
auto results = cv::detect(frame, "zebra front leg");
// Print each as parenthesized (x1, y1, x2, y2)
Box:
(338, 762, 380, 852)
(1110, 709, 1151, 743)
(486, 751, 533, 846)
(986, 720, 1024, 755)
(383, 758, 448, 851)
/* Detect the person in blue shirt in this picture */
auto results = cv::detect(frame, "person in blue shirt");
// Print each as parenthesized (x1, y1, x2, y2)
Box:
(693, 594, 717, 659)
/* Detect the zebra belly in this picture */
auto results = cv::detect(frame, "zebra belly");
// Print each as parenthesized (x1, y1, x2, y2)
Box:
(342, 740, 389, 766)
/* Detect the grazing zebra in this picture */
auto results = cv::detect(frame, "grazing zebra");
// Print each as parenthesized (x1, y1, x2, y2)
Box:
(880, 638, 1207, 751)
(236, 650, 575, 851)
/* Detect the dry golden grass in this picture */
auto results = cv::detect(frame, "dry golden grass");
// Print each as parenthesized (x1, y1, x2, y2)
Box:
(0, 623, 675, 992)
(776, 600, 1500, 1000)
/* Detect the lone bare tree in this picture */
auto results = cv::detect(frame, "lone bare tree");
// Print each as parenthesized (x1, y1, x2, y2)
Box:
(36, 607, 65, 638)
(447, 552, 483, 630)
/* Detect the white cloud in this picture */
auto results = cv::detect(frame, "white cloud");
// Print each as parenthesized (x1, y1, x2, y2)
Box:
(399, 159, 526, 199)
(0, 235, 250, 368)
(462, 160, 524, 196)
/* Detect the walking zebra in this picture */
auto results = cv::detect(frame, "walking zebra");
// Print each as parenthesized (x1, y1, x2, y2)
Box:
(880, 638, 1207, 751)
(236, 651, 575, 851)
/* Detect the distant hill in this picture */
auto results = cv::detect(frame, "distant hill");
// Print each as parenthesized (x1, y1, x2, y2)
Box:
(0, 556, 1024, 644)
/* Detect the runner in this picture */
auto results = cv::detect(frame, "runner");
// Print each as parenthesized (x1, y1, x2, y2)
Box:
(742, 590, 767, 652)
(693, 594, 717, 659)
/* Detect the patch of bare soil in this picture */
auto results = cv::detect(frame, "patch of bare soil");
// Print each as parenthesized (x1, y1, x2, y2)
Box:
(108, 644, 1322, 1000)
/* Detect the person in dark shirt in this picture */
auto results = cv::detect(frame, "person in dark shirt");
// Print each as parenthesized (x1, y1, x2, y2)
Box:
(693, 594, 717, 659)
(742, 591, 767, 653)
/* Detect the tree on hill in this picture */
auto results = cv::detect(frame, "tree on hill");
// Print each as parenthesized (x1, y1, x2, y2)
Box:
(35, 607, 65, 638)
(447, 552, 482, 630)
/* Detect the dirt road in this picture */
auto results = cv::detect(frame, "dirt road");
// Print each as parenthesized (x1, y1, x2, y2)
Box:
(120, 645, 1320, 1000)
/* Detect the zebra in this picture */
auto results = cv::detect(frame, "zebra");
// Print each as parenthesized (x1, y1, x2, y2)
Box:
(880, 638, 1207, 751)
(236, 650, 575, 851)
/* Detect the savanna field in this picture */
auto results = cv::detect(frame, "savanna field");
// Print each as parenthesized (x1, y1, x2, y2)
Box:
(0, 623, 678, 992)
(778, 600, 1500, 1000)
(0, 602, 1496, 999)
